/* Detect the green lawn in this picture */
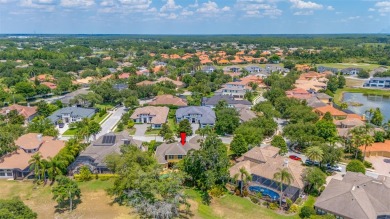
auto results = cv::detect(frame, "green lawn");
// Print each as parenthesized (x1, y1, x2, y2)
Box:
(334, 87, 390, 105)
(95, 103, 115, 111)
(186, 189, 299, 219)
(316, 63, 382, 71)
(168, 118, 177, 132)
(93, 112, 109, 124)
(62, 128, 78, 136)
(145, 129, 161, 135)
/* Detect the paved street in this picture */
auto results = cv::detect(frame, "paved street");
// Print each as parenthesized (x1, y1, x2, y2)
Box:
(95, 106, 126, 139)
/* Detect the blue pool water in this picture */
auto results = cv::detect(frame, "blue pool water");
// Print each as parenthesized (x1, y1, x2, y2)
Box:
(249, 186, 280, 200)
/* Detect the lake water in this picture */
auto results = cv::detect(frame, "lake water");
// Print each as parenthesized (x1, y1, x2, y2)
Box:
(343, 92, 390, 122)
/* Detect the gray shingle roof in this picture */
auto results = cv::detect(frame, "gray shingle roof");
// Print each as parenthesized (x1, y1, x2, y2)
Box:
(202, 95, 252, 106)
(315, 172, 390, 219)
(47, 107, 96, 123)
(155, 140, 201, 164)
(176, 106, 216, 124)
(60, 88, 90, 104)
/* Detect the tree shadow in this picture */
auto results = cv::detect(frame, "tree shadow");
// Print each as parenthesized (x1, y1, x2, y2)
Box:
(54, 199, 82, 214)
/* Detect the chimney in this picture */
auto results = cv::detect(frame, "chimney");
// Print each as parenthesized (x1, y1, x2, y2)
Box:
(180, 132, 186, 146)
(37, 134, 42, 142)
(284, 158, 289, 167)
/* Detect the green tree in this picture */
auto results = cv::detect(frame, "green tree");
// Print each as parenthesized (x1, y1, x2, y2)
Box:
(215, 107, 240, 135)
(367, 108, 384, 126)
(103, 153, 121, 173)
(234, 124, 263, 146)
(306, 146, 324, 164)
(361, 133, 374, 161)
(37, 101, 59, 117)
(198, 125, 213, 137)
(182, 134, 229, 204)
(52, 176, 81, 212)
(299, 206, 316, 219)
(252, 101, 280, 118)
(29, 153, 46, 181)
(346, 160, 366, 174)
(233, 167, 252, 197)
(46, 157, 65, 181)
(271, 135, 288, 155)
(340, 102, 348, 110)
(315, 119, 337, 141)
(273, 168, 293, 209)
(27, 117, 59, 137)
(322, 112, 333, 122)
(0, 199, 37, 219)
(123, 96, 139, 109)
(303, 167, 326, 195)
(177, 119, 193, 136)
(230, 134, 248, 157)
(320, 144, 343, 166)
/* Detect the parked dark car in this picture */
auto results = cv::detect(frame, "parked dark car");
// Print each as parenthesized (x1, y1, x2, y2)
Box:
(58, 123, 65, 128)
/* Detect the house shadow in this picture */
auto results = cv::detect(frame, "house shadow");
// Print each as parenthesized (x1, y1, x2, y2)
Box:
(384, 158, 390, 164)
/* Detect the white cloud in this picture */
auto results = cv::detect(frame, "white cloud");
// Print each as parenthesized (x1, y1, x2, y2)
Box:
(100, 0, 114, 6)
(160, 0, 182, 12)
(221, 6, 230, 12)
(197, 1, 219, 13)
(374, 1, 390, 15)
(181, 9, 194, 16)
(20, 0, 55, 10)
(327, 6, 334, 10)
(289, 0, 323, 10)
(294, 10, 313, 15)
(60, 0, 95, 8)
(236, 0, 282, 18)
(189, 0, 198, 8)
(118, 0, 151, 9)
(348, 16, 360, 20)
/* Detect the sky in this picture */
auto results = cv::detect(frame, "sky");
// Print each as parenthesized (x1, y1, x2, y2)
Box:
(0, 0, 389, 34)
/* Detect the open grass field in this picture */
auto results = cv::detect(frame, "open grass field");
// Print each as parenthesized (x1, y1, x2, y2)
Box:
(186, 189, 300, 219)
(317, 63, 382, 71)
(0, 179, 135, 219)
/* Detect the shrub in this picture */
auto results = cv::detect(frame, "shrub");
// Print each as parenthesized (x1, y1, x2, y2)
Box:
(254, 192, 263, 199)
(78, 166, 92, 182)
(250, 196, 260, 204)
(299, 206, 316, 219)
(346, 160, 366, 174)
(363, 160, 373, 168)
(268, 202, 279, 210)
(295, 197, 303, 205)
(127, 120, 135, 129)
(116, 123, 124, 132)
(262, 201, 269, 207)
(209, 185, 225, 198)
(286, 198, 293, 209)
(98, 174, 118, 181)
(288, 204, 299, 213)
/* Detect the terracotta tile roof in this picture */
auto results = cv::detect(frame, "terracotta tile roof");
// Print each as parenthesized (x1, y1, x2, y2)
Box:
(359, 140, 390, 153)
(30, 74, 54, 82)
(15, 133, 44, 149)
(218, 59, 230, 64)
(130, 106, 169, 124)
(239, 75, 264, 86)
(136, 80, 155, 86)
(157, 77, 184, 87)
(118, 73, 130, 79)
(286, 88, 313, 100)
(314, 105, 347, 117)
(0, 104, 37, 119)
(0, 135, 65, 170)
(41, 82, 57, 90)
(73, 76, 94, 85)
(149, 95, 188, 106)
(170, 54, 181, 59)
(346, 113, 365, 121)
(100, 74, 113, 81)
(231, 146, 305, 189)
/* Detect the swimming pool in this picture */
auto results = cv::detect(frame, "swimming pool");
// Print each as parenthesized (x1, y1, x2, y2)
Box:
(249, 186, 280, 200)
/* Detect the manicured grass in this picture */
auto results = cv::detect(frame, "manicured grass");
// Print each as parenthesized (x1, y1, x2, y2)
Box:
(302, 196, 316, 208)
(334, 87, 390, 105)
(186, 189, 299, 219)
(93, 112, 109, 124)
(316, 63, 382, 71)
(63, 128, 78, 136)
(95, 103, 115, 110)
(168, 118, 177, 132)
(145, 129, 161, 135)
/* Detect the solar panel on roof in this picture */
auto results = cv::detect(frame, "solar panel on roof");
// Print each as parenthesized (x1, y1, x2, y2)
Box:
(102, 135, 116, 144)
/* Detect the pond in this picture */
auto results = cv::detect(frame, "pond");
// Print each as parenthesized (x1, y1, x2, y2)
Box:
(343, 92, 390, 122)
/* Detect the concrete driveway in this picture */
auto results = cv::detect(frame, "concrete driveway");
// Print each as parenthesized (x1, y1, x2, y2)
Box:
(134, 124, 149, 136)
(366, 156, 390, 177)
(191, 124, 199, 134)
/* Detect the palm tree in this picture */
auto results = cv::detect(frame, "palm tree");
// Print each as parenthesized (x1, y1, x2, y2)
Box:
(305, 146, 324, 165)
(47, 157, 65, 181)
(273, 168, 293, 209)
(233, 167, 252, 197)
(361, 134, 374, 161)
(29, 153, 46, 181)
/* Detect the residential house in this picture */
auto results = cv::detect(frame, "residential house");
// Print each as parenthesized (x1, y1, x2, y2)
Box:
(317, 66, 339, 74)
(286, 88, 313, 100)
(148, 94, 188, 107)
(229, 66, 241, 73)
(363, 77, 390, 88)
(157, 77, 184, 88)
(41, 82, 57, 90)
(265, 64, 290, 74)
(334, 118, 365, 137)
(295, 64, 311, 72)
(29, 74, 54, 82)
(0, 104, 37, 122)
(176, 106, 216, 128)
(69, 132, 142, 174)
(230, 146, 305, 201)
(359, 140, 390, 158)
(235, 104, 257, 122)
(60, 88, 89, 105)
(201, 94, 252, 108)
(341, 68, 363, 75)
(245, 66, 262, 73)
(155, 136, 202, 168)
(315, 172, 390, 219)
(295, 79, 327, 93)
(215, 82, 251, 99)
(202, 65, 216, 74)
(313, 105, 348, 120)
(47, 107, 96, 125)
(131, 106, 169, 129)
(113, 83, 128, 91)
(315, 93, 333, 105)
(0, 133, 65, 179)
